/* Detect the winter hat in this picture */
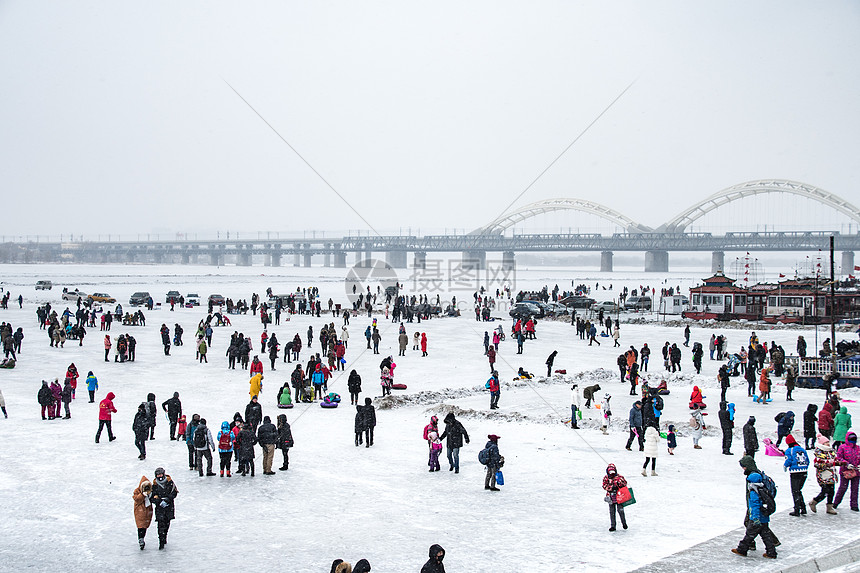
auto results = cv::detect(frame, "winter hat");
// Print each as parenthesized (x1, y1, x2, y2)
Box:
(817, 434, 831, 446)
(606, 463, 617, 476)
(154, 467, 165, 476)
(263, 416, 271, 424)
(739, 455, 758, 475)
(668, 424, 675, 432)
(430, 416, 438, 424)
(365, 397, 372, 405)
(848, 432, 857, 443)
(488, 434, 500, 442)
(785, 434, 798, 447)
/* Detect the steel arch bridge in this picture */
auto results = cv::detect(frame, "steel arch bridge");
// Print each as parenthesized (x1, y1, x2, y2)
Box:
(472, 179, 860, 235)
(658, 179, 860, 233)
(473, 198, 653, 235)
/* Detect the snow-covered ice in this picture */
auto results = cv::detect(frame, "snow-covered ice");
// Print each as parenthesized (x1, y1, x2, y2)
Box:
(0, 263, 858, 572)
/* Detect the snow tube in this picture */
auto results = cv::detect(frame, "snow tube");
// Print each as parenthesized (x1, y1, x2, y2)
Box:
(689, 402, 706, 410)
(657, 389, 670, 395)
(277, 403, 294, 409)
(554, 369, 567, 375)
(320, 400, 338, 409)
(391, 383, 407, 390)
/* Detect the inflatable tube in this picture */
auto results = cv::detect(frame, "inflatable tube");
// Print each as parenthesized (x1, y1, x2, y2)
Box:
(277, 403, 294, 409)
(391, 383, 407, 390)
(657, 389, 670, 395)
(320, 401, 338, 409)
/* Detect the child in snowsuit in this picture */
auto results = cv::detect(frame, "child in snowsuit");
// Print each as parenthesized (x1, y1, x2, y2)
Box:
(667, 424, 676, 455)
(603, 463, 628, 531)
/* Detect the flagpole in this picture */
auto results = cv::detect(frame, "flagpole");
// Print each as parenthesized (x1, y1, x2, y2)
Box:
(830, 236, 837, 376)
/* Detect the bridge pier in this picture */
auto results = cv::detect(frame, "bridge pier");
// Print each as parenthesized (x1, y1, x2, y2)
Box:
(181, 252, 190, 265)
(323, 244, 331, 267)
(502, 251, 515, 270)
(238, 250, 252, 267)
(191, 253, 199, 265)
(644, 250, 669, 272)
(334, 251, 347, 268)
(126, 251, 136, 264)
(270, 249, 281, 267)
(600, 251, 613, 272)
(414, 251, 426, 270)
(711, 251, 725, 273)
(462, 250, 486, 270)
(843, 251, 855, 276)
(303, 244, 313, 267)
(386, 251, 407, 269)
(210, 251, 222, 266)
(153, 252, 163, 264)
(294, 243, 301, 267)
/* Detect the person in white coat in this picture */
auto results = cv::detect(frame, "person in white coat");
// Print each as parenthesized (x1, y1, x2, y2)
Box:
(601, 393, 612, 435)
(642, 426, 660, 476)
(570, 384, 581, 429)
(340, 326, 349, 349)
(691, 408, 705, 449)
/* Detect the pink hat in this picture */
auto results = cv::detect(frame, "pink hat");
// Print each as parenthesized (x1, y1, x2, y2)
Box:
(817, 434, 830, 445)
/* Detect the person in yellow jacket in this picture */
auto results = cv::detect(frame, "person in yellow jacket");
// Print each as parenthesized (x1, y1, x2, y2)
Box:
(249, 373, 263, 398)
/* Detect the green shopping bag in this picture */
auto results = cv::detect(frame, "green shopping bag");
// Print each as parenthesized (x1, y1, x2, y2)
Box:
(620, 487, 636, 508)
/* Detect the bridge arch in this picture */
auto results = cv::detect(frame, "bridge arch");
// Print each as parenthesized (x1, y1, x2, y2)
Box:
(659, 179, 860, 233)
(473, 198, 652, 235)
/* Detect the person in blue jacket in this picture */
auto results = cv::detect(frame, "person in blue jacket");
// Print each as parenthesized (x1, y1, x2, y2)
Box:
(733, 470, 778, 558)
(217, 421, 234, 477)
(775, 411, 795, 447)
(85, 371, 98, 403)
(783, 434, 810, 516)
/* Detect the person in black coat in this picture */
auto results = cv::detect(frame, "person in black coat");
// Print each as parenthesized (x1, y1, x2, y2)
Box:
(743, 416, 758, 457)
(421, 544, 446, 573)
(61, 380, 73, 419)
(150, 467, 178, 550)
(133, 403, 149, 459)
(347, 370, 362, 405)
(257, 415, 278, 475)
(145, 393, 157, 440)
(803, 404, 818, 449)
(718, 401, 733, 455)
(244, 396, 263, 432)
(38, 380, 52, 420)
(626, 401, 644, 451)
(719, 365, 730, 403)
(357, 397, 376, 447)
(161, 392, 182, 440)
(276, 414, 293, 470)
(235, 425, 257, 476)
(546, 351, 557, 377)
(440, 412, 470, 473)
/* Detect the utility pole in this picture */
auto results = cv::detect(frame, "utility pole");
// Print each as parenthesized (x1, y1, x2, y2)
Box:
(830, 236, 837, 376)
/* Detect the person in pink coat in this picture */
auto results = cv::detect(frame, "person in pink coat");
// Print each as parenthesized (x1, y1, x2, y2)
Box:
(834, 432, 860, 511)
(103, 335, 112, 362)
(96, 392, 117, 443)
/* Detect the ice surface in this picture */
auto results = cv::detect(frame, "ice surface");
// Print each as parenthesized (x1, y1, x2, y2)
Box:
(0, 264, 857, 572)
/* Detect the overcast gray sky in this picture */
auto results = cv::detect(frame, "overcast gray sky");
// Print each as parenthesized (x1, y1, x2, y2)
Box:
(2, 1, 859, 239)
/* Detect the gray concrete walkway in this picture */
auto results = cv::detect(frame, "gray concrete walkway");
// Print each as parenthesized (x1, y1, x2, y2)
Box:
(631, 509, 860, 573)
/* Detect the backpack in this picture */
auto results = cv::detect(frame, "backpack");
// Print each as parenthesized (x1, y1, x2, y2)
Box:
(194, 425, 207, 448)
(755, 471, 778, 516)
(478, 447, 490, 465)
(218, 431, 232, 451)
(653, 396, 664, 411)
(774, 413, 785, 424)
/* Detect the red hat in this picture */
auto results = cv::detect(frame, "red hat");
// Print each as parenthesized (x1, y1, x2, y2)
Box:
(785, 434, 797, 446)
(488, 434, 500, 441)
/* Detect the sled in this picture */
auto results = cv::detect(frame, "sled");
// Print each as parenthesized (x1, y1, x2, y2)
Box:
(277, 403, 294, 409)
(554, 369, 567, 374)
(495, 470, 504, 486)
(391, 383, 407, 390)
(320, 400, 338, 409)
(763, 438, 784, 457)
(752, 396, 773, 403)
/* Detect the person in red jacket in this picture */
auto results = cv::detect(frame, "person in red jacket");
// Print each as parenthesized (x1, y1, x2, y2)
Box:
(421, 333, 428, 357)
(603, 463, 628, 531)
(487, 346, 497, 373)
(250, 356, 263, 376)
(96, 391, 117, 443)
(819, 402, 835, 439)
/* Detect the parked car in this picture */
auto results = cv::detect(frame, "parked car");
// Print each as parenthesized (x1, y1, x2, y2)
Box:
(208, 294, 226, 307)
(89, 292, 116, 304)
(129, 291, 151, 306)
(62, 289, 87, 302)
(35, 280, 52, 290)
(591, 301, 620, 313)
(185, 293, 201, 306)
(509, 302, 542, 320)
(624, 296, 652, 312)
(560, 295, 595, 309)
(165, 290, 181, 303)
(545, 302, 570, 316)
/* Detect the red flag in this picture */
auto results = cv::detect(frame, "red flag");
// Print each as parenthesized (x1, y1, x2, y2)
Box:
(779, 273, 785, 278)
(850, 274, 856, 279)
(855, 265, 860, 271)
